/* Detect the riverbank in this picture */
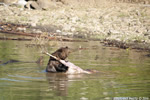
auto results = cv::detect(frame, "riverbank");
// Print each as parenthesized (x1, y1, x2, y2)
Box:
(0, 1, 150, 51)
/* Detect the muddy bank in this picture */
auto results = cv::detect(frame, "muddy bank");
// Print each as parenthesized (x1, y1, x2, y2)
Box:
(0, 22, 88, 42)
(1, 22, 150, 52)
(0, 1, 150, 51)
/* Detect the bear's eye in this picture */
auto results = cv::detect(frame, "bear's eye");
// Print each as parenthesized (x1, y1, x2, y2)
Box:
(65, 46, 68, 48)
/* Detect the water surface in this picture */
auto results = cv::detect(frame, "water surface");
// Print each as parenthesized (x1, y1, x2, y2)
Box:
(0, 39, 150, 100)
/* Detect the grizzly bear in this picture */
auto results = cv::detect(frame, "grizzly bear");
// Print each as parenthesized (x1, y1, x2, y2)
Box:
(46, 46, 70, 72)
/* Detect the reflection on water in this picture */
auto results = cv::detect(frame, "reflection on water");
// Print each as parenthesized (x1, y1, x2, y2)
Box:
(46, 73, 86, 96)
(0, 39, 150, 100)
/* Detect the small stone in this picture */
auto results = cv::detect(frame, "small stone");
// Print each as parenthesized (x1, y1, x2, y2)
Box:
(63, 24, 71, 31)
(109, 30, 120, 34)
(56, 30, 61, 33)
(71, 27, 75, 32)
(18, 0, 27, 6)
(16, 27, 26, 32)
(71, 16, 79, 23)
(31, 23, 37, 27)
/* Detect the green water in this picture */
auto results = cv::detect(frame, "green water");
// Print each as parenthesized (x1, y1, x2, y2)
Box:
(0, 40, 150, 100)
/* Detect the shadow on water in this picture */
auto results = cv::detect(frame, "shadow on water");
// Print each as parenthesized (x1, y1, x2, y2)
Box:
(0, 38, 150, 100)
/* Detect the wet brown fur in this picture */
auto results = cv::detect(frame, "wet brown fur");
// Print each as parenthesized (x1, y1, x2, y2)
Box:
(46, 46, 70, 72)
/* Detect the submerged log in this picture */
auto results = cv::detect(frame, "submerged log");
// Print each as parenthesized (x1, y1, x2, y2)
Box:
(0, 56, 44, 66)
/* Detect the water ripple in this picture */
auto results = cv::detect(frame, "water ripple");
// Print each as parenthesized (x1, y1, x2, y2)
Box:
(0, 78, 29, 82)
(8, 74, 45, 80)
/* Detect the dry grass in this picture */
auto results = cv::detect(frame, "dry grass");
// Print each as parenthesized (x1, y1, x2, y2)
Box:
(62, 0, 108, 7)
(29, 32, 57, 47)
(108, 0, 150, 4)
(63, 0, 150, 7)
